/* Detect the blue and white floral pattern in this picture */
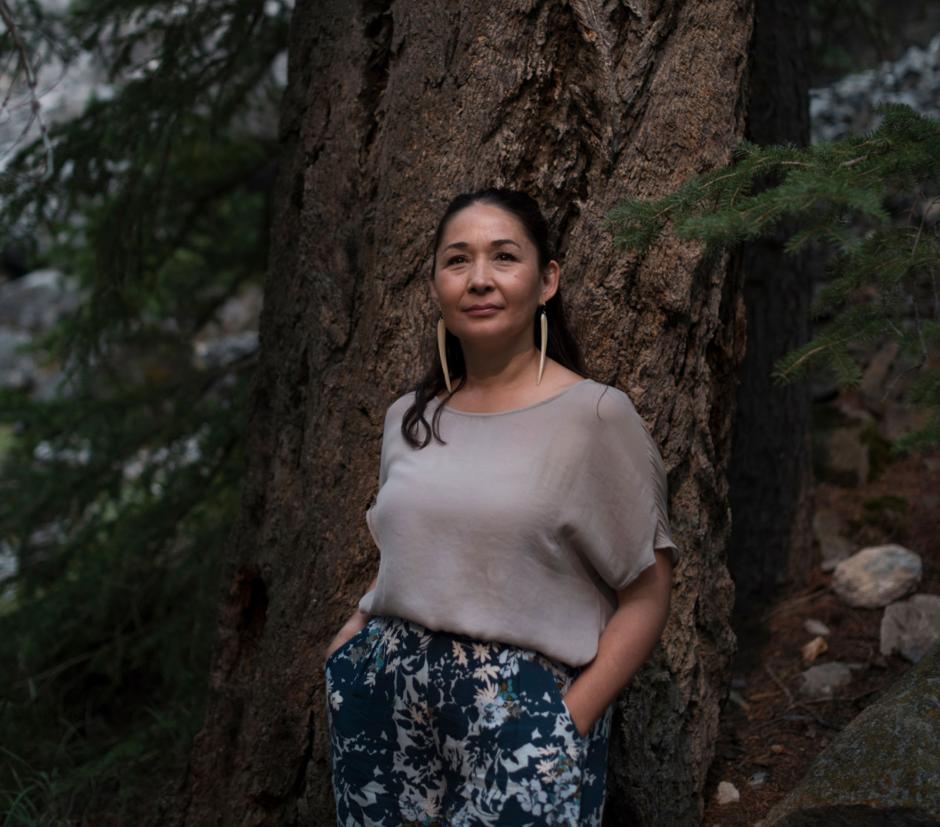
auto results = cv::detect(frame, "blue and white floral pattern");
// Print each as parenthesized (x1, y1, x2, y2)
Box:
(325, 615, 613, 826)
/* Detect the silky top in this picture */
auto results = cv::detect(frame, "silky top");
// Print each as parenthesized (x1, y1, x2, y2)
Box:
(357, 378, 680, 667)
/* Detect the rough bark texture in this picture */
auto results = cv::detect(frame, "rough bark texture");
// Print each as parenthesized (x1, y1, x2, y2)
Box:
(728, 0, 814, 630)
(172, 1, 753, 824)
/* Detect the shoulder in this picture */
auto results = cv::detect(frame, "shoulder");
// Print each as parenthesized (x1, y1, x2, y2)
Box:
(576, 384, 671, 493)
(574, 381, 661, 453)
(390, 389, 417, 412)
(577, 381, 643, 425)
(381, 390, 418, 428)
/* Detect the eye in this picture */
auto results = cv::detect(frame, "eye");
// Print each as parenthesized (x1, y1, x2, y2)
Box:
(445, 254, 467, 266)
(496, 252, 517, 261)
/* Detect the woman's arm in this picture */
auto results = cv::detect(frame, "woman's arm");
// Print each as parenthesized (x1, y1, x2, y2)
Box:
(561, 548, 674, 737)
(323, 575, 378, 661)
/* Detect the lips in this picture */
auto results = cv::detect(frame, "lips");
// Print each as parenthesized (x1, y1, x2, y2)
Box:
(464, 304, 501, 311)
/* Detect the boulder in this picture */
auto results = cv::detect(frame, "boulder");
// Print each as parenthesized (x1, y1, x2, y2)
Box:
(760, 640, 940, 826)
(881, 594, 940, 663)
(832, 545, 921, 608)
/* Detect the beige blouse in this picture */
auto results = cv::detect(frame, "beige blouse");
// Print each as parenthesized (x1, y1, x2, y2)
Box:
(357, 378, 680, 667)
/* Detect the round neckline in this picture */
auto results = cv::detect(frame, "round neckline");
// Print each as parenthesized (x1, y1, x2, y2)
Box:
(436, 378, 594, 417)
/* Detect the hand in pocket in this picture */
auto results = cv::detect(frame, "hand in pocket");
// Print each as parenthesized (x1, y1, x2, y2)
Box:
(324, 622, 367, 665)
(561, 694, 591, 739)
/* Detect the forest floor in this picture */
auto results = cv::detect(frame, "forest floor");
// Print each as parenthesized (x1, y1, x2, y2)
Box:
(699, 426, 940, 825)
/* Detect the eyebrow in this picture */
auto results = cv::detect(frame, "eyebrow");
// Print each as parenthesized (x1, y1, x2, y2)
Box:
(443, 239, 522, 252)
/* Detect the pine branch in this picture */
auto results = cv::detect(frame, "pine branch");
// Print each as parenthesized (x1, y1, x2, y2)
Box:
(0, 0, 287, 817)
(0, 0, 55, 179)
(606, 103, 940, 452)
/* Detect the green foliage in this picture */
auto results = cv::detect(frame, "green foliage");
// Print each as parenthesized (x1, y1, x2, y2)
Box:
(0, 0, 289, 820)
(605, 103, 940, 456)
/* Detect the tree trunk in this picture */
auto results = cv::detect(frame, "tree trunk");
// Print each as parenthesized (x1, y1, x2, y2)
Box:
(728, 0, 814, 632)
(172, 1, 752, 824)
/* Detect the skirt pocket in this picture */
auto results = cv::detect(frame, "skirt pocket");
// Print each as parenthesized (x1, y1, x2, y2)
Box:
(324, 617, 387, 741)
(324, 619, 373, 671)
(530, 653, 591, 746)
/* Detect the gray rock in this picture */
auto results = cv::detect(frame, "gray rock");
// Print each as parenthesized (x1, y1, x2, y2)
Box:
(881, 594, 940, 663)
(798, 661, 866, 699)
(192, 330, 259, 370)
(194, 284, 264, 339)
(0, 539, 17, 608)
(0, 328, 37, 390)
(749, 770, 768, 788)
(803, 618, 831, 637)
(832, 545, 922, 608)
(809, 32, 940, 145)
(0, 7, 283, 180)
(0, 269, 84, 332)
(762, 640, 940, 826)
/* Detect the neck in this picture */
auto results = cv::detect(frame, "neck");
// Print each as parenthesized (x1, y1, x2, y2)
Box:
(459, 342, 541, 392)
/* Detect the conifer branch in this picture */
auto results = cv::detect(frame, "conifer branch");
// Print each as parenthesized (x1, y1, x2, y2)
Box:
(0, 1, 289, 814)
(606, 103, 940, 451)
(0, 0, 55, 180)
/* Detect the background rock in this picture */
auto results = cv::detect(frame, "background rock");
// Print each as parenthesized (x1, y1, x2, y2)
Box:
(803, 619, 831, 636)
(798, 661, 865, 699)
(881, 594, 940, 663)
(762, 641, 940, 826)
(0, 269, 84, 331)
(832, 545, 922, 608)
(810, 32, 940, 144)
(716, 781, 741, 805)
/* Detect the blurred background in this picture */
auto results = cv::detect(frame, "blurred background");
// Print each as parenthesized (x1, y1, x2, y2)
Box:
(0, 0, 937, 823)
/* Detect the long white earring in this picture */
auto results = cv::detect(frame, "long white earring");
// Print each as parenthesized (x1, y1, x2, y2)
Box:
(437, 315, 452, 393)
(537, 304, 548, 385)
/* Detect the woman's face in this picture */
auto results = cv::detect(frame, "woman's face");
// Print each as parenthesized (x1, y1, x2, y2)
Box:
(430, 202, 558, 350)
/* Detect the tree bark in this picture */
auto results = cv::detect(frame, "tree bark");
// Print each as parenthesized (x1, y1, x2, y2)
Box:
(728, 0, 814, 631)
(172, 1, 753, 824)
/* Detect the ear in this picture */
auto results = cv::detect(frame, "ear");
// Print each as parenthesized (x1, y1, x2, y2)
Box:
(429, 275, 439, 304)
(539, 260, 560, 304)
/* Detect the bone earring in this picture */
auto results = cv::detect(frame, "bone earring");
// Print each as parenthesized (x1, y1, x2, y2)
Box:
(537, 304, 548, 385)
(437, 315, 452, 393)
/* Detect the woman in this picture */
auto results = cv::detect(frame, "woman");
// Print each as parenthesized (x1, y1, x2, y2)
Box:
(323, 188, 680, 826)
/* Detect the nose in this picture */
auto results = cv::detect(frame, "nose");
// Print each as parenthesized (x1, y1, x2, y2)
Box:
(467, 259, 495, 292)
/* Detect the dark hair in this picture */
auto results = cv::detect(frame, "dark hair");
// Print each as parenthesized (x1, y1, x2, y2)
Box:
(401, 187, 593, 448)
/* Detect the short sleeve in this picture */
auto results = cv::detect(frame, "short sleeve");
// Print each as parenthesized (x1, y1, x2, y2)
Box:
(376, 392, 410, 489)
(561, 386, 680, 592)
(365, 393, 410, 549)
(377, 407, 392, 488)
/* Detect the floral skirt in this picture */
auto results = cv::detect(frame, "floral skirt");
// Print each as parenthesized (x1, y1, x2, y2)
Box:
(324, 614, 613, 826)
